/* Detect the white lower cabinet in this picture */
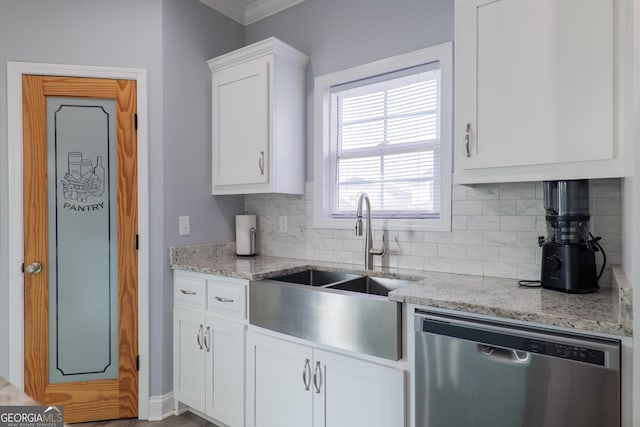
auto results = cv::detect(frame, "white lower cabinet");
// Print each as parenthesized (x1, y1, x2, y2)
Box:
(174, 308, 206, 411)
(173, 272, 247, 427)
(246, 331, 405, 427)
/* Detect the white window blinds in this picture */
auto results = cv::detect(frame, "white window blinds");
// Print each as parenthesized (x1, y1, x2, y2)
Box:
(329, 63, 442, 218)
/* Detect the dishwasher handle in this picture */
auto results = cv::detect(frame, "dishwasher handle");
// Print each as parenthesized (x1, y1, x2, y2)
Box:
(477, 344, 530, 363)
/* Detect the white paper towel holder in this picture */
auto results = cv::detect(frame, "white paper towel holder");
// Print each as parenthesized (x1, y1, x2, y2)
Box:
(236, 212, 257, 256)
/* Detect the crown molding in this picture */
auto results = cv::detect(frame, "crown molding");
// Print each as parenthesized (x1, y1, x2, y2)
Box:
(199, 0, 306, 25)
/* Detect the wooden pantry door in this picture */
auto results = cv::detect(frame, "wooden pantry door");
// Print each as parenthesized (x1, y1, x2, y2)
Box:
(22, 75, 138, 423)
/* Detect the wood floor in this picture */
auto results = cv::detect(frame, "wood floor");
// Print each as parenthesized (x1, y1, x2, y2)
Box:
(74, 412, 220, 427)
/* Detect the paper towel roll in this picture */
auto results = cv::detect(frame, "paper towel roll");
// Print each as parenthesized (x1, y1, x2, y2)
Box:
(236, 214, 257, 256)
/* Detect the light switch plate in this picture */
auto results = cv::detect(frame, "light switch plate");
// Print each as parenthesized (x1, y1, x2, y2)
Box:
(279, 216, 288, 233)
(179, 216, 191, 236)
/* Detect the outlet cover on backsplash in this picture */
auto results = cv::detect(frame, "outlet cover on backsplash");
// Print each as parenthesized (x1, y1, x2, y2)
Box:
(244, 179, 621, 286)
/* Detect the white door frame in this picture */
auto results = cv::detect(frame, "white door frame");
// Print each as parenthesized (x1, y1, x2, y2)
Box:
(6, 62, 150, 419)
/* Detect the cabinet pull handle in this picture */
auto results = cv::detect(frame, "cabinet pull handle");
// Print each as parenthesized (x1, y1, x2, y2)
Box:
(204, 326, 211, 352)
(258, 151, 265, 175)
(465, 123, 471, 158)
(197, 324, 203, 350)
(312, 361, 322, 394)
(180, 289, 196, 295)
(214, 296, 234, 303)
(302, 359, 311, 391)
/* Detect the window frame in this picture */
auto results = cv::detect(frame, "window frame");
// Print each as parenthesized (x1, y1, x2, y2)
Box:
(313, 42, 453, 231)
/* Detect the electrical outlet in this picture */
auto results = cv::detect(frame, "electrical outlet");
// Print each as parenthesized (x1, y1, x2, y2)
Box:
(179, 216, 191, 236)
(279, 216, 288, 233)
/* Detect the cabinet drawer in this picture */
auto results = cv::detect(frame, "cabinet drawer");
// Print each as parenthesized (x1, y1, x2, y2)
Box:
(174, 274, 207, 311)
(207, 278, 246, 319)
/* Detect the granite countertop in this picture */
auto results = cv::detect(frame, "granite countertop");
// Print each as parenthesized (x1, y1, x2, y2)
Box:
(170, 243, 633, 337)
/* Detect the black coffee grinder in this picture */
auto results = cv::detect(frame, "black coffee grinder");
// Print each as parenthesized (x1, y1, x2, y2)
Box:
(538, 180, 604, 293)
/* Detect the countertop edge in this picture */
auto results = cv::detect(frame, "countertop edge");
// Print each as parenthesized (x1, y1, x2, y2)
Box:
(169, 248, 632, 338)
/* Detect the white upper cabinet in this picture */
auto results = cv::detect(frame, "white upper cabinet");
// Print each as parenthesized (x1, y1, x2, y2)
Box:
(454, 0, 624, 183)
(208, 37, 309, 195)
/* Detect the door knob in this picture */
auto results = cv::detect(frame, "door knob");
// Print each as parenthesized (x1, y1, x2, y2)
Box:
(25, 262, 42, 275)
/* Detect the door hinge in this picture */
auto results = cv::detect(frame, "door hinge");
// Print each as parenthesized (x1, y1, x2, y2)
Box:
(136, 234, 139, 251)
(136, 355, 140, 371)
(134, 113, 138, 130)
(21, 263, 24, 273)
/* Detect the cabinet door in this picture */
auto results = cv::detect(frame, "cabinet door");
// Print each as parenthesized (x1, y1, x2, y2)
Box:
(205, 316, 245, 427)
(212, 57, 269, 188)
(455, 0, 613, 171)
(313, 349, 404, 427)
(173, 308, 206, 411)
(246, 331, 313, 427)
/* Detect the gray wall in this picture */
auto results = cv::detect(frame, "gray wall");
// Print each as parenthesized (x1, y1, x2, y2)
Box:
(161, 0, 244, 394)
(0, 0, 244, 397)
(246, 0, 454, 180)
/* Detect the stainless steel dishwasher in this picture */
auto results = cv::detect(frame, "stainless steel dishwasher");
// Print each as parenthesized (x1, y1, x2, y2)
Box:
(415, 310, 621, 427)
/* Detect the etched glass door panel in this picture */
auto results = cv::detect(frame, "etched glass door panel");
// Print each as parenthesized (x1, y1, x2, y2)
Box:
(46, 98, 118, 383)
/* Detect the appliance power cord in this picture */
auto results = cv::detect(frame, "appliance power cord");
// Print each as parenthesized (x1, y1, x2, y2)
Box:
(589, 232, 607, 281)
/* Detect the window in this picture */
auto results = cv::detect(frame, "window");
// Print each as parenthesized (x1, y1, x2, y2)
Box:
(314, 43, 452, 230)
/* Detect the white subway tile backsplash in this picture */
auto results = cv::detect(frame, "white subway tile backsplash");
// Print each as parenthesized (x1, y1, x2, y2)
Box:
(424, 231, 453, 244)
(516, 199, 542, 215)
(499, 247, 537, 264)
(482, 200, 517, 216)
(452, 215, 468, 230)
(396, 230, 425, 242)
(517, 232, 541, 248)
(468, 215, 500, 230)
(452, 185, 468, 201)
(451, 260, 485, 275)
(595, 199, 620, 215)
(397, 255, 425, 270)
(500, 182, 536, 199)
(500, 216, 536, 232)
(466, 184, 500, 200)
(245, 180, 621, 285)
(517, 264, 540, 281)
(424, 257, 453, 273)
(590, 179, 621, 198)
(452, 200, 483, 215)
(451, 230, 484, 245)
(483, 231, 519, 247)
(437, 244, 468, 259)
(410, 242, 438, 257)
(483, 262, 518, 279)
(466, 245, 500, 261)
(592, 216, 621, 235)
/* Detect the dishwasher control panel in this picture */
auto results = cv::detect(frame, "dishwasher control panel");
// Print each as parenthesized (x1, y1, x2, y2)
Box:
(526, 339, 605, 366)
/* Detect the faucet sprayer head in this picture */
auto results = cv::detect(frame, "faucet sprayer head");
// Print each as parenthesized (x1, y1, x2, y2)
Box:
(355, 218, 363, 236)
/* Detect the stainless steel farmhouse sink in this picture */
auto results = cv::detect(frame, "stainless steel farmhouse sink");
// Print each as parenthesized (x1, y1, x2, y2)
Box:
(250, 269, 414, 360)
(269, 269, 360, 286)
(327, 276, 414, 297)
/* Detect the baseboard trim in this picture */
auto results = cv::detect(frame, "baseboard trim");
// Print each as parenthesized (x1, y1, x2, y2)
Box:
(148, 392, 174, 421)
